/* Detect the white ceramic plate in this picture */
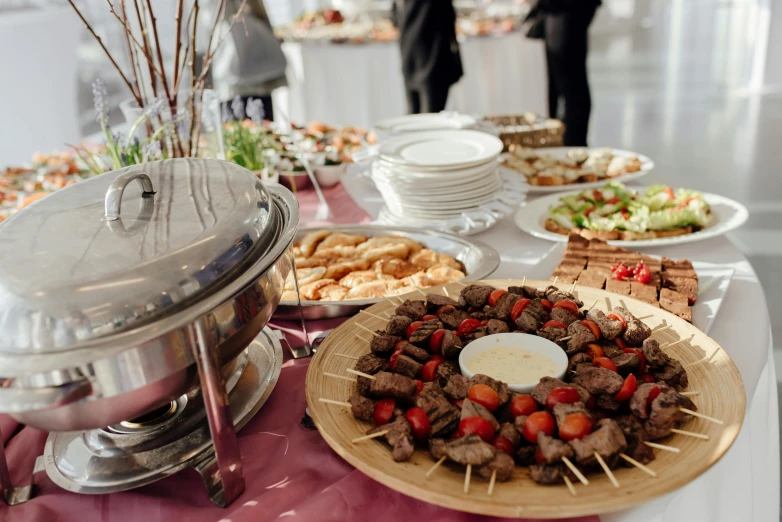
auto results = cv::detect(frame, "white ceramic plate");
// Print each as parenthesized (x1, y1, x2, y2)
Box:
(373, 157, 498, 180)
(374, 112, 477, 134)
(514, 189, 749, 248)
(378, 130, 503, 168)
(526, 242, 735, 334)
(504, 147, 654, 194)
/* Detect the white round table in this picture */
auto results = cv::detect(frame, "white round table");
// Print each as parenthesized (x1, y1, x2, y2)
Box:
(341, 175, 780, 522)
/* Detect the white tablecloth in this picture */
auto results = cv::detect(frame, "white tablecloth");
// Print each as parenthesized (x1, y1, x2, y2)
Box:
(275, 34, 548, 128)
(341, 176, 780, 522)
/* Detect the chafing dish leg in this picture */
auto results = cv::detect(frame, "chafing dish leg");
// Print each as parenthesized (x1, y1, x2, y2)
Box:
(189, 317, 245, 507)
(0, 431, 41, 505)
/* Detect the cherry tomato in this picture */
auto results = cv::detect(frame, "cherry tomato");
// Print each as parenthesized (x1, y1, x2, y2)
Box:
(545, 387, 581, 410)
(405, 407, 431, 439)
(624, 347, 647, 373)
(468, 384, 500, 412)
(592, 189, 603, 202)
(614, 373, 638, 401)
(488, 289, 508, 307)
(457, 318, 482, 336)
(605, 196, 622, 205)
(559, 413, 593, 441)
(522, 411, 555, 443)
(542, 319, 567, 330)
(541, 299, 553, 312)
(492, 436, 514, 456)
(621, 208, 631, 220)
(664, 187, 675, 200)
(429, 329, 446, 354)
(581, 320, 601, 340)
(614, 337, 628, 350)
(584, 207, 595, 217)
(534, 447, 546, 465)
(510, 394, 538, 417)
(634, 266, 652, 284)
(414, 379, 424, 395)
(688, 296, 697, 306)
(607, 313, 627, 330)
(586, 343, 604, 358)
(421, 314, 437, 322)
(389, 349, 404, 371)
(510, 298, 531, 321)
(593, 357, 618, 372)
(647, 385, 662, 408)
(436, 304, 456, 315)
(458, 417, 495, 442)
(641, 372, 656, 384)
(421, 356, 444, 382)
(480, 319, 489, 326)
(552, 300, 579, 315)
(394, 340, 410, 352)
(451, 398, 464, 409)
(406, 321, 423, 339)
(373, 398, 395, 426)
(586, 395, 596, 409)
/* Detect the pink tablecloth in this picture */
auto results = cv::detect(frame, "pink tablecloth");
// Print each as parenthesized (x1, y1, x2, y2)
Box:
(0, 185, 598, 522)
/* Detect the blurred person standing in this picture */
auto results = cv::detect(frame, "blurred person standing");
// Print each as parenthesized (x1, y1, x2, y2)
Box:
(392, 0, 463, 114)
(528, 0, 600, 146)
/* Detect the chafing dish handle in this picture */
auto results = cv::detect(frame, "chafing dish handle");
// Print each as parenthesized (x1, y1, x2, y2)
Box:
(104, 170, 156, 221)
(0, 379, 92, 413)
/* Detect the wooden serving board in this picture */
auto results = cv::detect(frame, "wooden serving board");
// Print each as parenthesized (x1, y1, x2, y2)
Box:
(305, 280, 745, 519)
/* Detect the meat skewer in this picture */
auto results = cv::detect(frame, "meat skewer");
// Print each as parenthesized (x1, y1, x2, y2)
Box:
(319, 398, 352, 408)
(563, 475, 577, 496)
(352, 430, 389, 443)
(620, 453, 657, 477)
(324, 372, 356, 382)
(680, 408, 724, 425)
(561, 456, 589, 485)
(644, 441, 680, 453)
(671, 428, 709, 440)
(594, 452, 620, 488)
(355, 323, 379, 337)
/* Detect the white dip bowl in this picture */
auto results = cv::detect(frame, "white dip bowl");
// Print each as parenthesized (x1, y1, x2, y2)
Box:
(458, 333, 568, 394)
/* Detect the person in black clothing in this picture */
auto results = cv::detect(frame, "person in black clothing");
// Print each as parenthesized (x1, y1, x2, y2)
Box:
(537, 0, 600, 146)
(393, 0, 463, 114)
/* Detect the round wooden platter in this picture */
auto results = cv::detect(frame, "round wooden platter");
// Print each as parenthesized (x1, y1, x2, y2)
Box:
(305, 280, 746, 519)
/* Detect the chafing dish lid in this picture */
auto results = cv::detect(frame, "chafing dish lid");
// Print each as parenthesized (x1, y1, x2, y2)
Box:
(0, 158, 279, 354)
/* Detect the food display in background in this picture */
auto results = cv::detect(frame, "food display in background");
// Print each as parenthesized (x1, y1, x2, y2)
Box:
(504, 147, 644, 187)
(545, 182, 712, 240)
(283, 231, 466, 302)
(325, 282, 703, 489)
(552, 234, 698, 322)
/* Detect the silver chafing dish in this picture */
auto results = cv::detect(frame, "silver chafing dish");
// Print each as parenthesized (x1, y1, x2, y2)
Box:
(0, 158, 300, 507)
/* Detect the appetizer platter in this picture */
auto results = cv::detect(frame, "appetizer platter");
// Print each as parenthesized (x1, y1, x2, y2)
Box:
(275, 226, 500, 320)
(502, 147, 653, 193)
(514, 183, 749, 247)
(306, 280, 744, 518)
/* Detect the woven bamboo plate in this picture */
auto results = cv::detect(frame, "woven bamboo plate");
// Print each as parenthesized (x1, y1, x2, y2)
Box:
(305, 280, 745, 518)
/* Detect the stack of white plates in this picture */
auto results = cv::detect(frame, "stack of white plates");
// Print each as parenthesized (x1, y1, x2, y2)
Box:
(369, 130, 523, 232)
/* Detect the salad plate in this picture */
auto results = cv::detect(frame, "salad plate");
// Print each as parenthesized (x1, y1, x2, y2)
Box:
(514, 183, 748, 248)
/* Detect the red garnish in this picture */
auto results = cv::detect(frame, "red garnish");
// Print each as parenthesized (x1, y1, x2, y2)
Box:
(540, 299, 553, 312)
(593, 357, 618, 372)
(614, 374, 638, 402)
(457, 318, 482, 336)
(510, 299, 531, 321)
(542, 319, 567, 330)
(488, 289, 508, 307)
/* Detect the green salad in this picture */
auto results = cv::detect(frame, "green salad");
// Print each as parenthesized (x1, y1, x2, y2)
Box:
(548, 182, 712, 233)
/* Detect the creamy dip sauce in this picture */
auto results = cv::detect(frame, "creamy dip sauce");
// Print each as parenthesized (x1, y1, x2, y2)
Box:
(468, 347, 559, 383)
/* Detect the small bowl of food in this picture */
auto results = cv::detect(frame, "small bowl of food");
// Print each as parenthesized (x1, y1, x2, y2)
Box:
(458, 333, 567, 393)
(314, 159, 346, 187)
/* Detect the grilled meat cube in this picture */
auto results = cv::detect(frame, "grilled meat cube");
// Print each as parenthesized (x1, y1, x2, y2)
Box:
(402, 343, 429, 362)
(461, 398, 500, 432)
(629, 383, 663, 419)
(569, 419, 627, 465)
(596, 394, 621, 412)
(498, 422, 521, 448)
(409, 320, 443, 344)
(572, 365, 624, 395)
(477, 452, 516, 482)
(470, 374, 511, 405)
(395, 354, 423, 379)
(537, 325, 567, 343)
(513, 414, 528, 437)
(641, 338, 670, 369)
(515, 310, 540, 333)
(438, 307, 470, 330)
(395, 300, 427, 321)
(644, 389, 697, 440)
(538, 432, 575, 464)
(430, 438, 448, 459)
(525, 298, 548, 321)
(532, 377, 590, 406)
(349, 393, 374, 421)
(586, 309, 623, 340)
(552, 401, 592, 426)
(486, 293, 518, 321)
(393, 407, 406, 420)
(565, 320, 596, 354)
(445, 434, 496, 466)
(508, 285, 539, 298)
(624, 319, 652, 347)
(426, 294, 459, 312)
(602, 343, 624, 359)
(464, 325, 489, 343)
(612, 353, 641, 376)
(516, 445, 537, 466)
(652, 360, 689, 388)
(614, 415, 655, 465)
(370, 334, 401, 356)
(486, 319, 510, 335)
(443, 374, 470, 400)
(611, 307, 635, 324)
(369, 372, 417, 399)
(436, 361, 461, 388)
(469, 310, 488, 321)
(550, 306, 579, 326)
(355, 353, 389, 375)
(458, 285, 494, 308)
(529, 463, 573, 485)
(441, 330, 464, 359)
(357, 375, 373, 397)
(416, 385, 461, 438)
(368, 418, 415, 462)
(385, 315, 412, 337)
(543, 286, 584, 308)
(566, 353, 592, 376)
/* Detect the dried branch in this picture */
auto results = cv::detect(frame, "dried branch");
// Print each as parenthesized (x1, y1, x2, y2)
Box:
(173, 3, 197, 95)
(117, 0, 140, 101)
(144, 0, 172, 103)
(188, 0, 199, 155)
(196, 0, 249, 89)
(133, 0, 159, 99)
(172, 0, 185, 98)
(105, 0, 165, 81)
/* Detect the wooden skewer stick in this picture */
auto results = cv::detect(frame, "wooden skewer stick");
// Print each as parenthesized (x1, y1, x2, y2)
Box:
(619, 299, 628, 310)
(521, 276, 526, 287)
(644, 441, 680, 453)
(680, 408, 724, 425)
(551, 276, 559, 287)
(652, 324, 671, 333)
(683, 358, 708, 369)
(382, 312, 392, 318)
(671, 428, 710, 440)
(594, 452, 619, 488)
(355, 333, 371, 343)
(569, 281, 577, 294)
(679, 391, 700, 396)
(352, 430, 388, 443)
(619, 453, 657, 477)
(414, 287, 428, 297)
(355, 323, 379, 337)
(587, 299, 599, 311)
(463, 464, 472, 494)
(563, 475, 577, 496)
(346, 368, 376, 380)
(426, 456, 446, 478)
(487, 470, 497, 496)
(636, 314, 653, 320)
(661, 337, 693, 350)
(455, 281, 468, 287)
(443, 286, 450, 297)
(324, 372, 356, 382)
(561, 457, 589, 485)
(319, 398, 351, 407)
(359, 309, 388, 322)
(334, 353, 360, 360)
(560, 335, 573, 342)
(384, 296, 399, 308)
